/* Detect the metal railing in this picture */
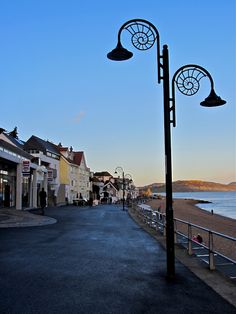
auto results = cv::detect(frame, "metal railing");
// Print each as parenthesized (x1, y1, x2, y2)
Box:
(132, 202, 236, 280)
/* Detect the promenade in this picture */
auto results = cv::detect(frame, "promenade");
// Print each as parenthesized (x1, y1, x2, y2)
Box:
(0, 204, 235, 313)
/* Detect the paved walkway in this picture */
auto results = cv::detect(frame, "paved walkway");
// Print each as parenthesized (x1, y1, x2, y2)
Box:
(0, 205, 235, 313)
(0, 207, 56, 228)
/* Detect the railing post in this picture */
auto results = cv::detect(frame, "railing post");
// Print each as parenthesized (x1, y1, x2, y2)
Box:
(209, 231, 215, 270)
(163, 215, 166, 237)
(188, 224, 193, 255)
(174, 220, 177, 244)
(152, 211, 154, 227)
(148, 211, 152, 227)
(155, 212, 159, 232)
(148, 210, 151, 226)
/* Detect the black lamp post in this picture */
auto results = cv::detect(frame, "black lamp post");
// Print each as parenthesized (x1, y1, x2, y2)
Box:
(124, 173, 132, 186)
(108, 19, 226, 279)
(115, 167, 133, 210)
(114, 166, 125, 210)
(125, 173, 133, 206)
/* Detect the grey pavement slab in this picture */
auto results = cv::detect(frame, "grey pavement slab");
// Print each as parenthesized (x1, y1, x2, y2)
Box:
(0, 208, 56, 228)
(0, 205, 235, 314)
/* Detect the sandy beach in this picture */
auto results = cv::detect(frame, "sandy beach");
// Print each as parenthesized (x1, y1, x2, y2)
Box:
(145, 198, 236, 261)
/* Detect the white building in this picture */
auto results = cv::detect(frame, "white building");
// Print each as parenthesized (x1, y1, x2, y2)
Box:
(0, 129, 47, 210)
(73, 151, 91, 201)
(24, 135, 61, 206)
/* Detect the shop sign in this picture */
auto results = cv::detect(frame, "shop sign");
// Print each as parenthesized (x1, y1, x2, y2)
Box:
(47, 170, 53, 182)
(22, 160, 30, 177)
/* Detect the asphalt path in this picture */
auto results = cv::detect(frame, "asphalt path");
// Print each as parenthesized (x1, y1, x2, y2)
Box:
(0, 205, 235, 314)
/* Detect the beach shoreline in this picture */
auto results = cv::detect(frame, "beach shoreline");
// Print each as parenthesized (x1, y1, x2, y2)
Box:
(146, 198, 236, 261)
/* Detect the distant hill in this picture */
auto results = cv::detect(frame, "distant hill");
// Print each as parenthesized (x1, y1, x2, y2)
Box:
(139, 180, 236, 193)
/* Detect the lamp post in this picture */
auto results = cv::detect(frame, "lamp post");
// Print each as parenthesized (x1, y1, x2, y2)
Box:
(125, 173, 133, 207)
(115, 167, 133, 210)
(114, 166, 125, 210)
(108, 19, 226, 279)
(124, 173, 132, 187)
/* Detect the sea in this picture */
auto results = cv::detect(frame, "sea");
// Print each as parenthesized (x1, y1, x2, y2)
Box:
(160, 191, 236, 220)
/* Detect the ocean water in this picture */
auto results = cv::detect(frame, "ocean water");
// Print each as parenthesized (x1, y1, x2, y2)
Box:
(170, 191, 236, 220)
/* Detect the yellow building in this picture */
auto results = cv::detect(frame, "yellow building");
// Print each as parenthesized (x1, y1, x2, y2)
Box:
(58, 147, 78, 204)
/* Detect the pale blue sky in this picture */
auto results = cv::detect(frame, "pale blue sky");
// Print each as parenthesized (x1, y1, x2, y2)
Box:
(0, 0, 235, 186)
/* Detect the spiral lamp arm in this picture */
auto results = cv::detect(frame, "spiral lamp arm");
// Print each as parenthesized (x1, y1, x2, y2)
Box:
(124, 173, 132, 181)
(170, 64, 215, 127)
(117, 19, 162, 83)
(114, 166, 124, 175)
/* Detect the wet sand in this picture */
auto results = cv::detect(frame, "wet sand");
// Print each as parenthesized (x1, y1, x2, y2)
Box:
(146, 198, 236, 261)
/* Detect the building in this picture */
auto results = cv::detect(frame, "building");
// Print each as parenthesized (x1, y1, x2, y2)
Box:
(24, 135, 61, 206)
(93, 171, 113, 183)
(73, 151, 91, 201)
(0, 128, 93, 209)
(92, 170, 138, 203)
(0, 128, 47, 209)
(58, 146, 78, 205)
(58, 146, 92, 204)
(23, 137, 92, 206)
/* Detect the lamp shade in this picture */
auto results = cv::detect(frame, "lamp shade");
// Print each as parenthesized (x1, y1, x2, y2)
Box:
(200, 89, 226, 107)
(107, 42, 133, 61)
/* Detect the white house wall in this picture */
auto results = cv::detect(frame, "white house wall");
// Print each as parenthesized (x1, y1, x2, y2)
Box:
(77, 157, 90, 200)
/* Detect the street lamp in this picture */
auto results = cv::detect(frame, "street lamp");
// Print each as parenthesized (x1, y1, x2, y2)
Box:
(108, 19, 226, 279)
(124, 173, 132, 185)
(115, 167, 133, 210)
(114, 166, 125, 210)
(124, 173, 133, 206)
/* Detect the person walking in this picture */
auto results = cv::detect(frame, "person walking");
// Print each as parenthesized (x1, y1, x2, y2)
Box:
(39, 188, 47, 215)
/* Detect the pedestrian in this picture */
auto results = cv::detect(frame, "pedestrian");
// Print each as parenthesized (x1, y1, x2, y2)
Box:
(89, 197, 93, 207)
(196, 234, 203, 243)
(192, 234, 203, 244)
(39, 188, 47, 215)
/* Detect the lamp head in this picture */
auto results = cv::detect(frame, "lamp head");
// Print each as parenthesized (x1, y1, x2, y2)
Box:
(107, 42, 133, 61)
(200, 88, 226, 107)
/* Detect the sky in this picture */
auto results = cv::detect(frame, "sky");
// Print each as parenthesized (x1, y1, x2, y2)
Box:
(0, 0, 235, 186)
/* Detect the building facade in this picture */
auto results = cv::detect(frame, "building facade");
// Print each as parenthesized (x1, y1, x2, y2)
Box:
(24, 135, 61, 206)
(73, 151, 91, 201)
(1, 127, 137, 209)
(0, 129, 47, 209)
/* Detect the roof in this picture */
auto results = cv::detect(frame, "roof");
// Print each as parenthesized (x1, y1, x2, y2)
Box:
(59, 147, 68, 152)
(103, 181, 118, 191)
(24, 135, 60, 156)
(73, 152, 84, 166)
(91, 177, 100, 183)
(94, 171, 112, 177)
(0, 129, 25, 149)
(0, 139, 33, 160)
(60, 154, 78, 167)
(4, 133, 25, 149)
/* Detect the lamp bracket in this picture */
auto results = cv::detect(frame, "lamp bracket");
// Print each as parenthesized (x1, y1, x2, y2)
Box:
(117, 19, 162, 83)
(170, 64, 215, 127)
